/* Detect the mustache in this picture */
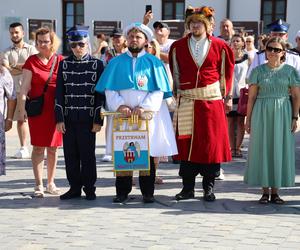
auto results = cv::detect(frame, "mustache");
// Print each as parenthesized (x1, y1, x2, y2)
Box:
(128, 46, 144, 53)
(11, 38, 22, 44)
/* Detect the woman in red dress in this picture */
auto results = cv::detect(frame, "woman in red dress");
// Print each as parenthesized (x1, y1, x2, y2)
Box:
(19, 27, 63, 197)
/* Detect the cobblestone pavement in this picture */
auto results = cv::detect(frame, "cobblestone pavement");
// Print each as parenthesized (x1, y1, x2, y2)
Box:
(1, 125, 300, 250)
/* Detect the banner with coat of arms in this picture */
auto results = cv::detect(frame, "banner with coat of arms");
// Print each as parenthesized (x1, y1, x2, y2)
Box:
(113, 130, 149, 171)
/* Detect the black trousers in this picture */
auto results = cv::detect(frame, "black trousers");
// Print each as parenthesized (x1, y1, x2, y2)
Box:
(179, 161, 220, 192)
(63, 122, 97, 194)
(115, 157, 156, 196)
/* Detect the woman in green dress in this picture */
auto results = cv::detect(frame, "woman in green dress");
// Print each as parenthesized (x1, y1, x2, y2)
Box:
(244, 37, 300, 204)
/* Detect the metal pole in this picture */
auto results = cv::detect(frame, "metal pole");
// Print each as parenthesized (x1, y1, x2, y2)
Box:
(226, 0, 231, 19)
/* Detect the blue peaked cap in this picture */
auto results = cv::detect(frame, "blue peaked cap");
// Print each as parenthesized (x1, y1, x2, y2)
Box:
(267, 19, 290, 33)
(67, 25, 89, 41)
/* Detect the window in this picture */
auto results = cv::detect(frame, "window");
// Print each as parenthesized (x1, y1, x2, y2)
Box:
(261, 0, 287, 33)
(162, 0, 185, 20)
(62, 0, 84, 54)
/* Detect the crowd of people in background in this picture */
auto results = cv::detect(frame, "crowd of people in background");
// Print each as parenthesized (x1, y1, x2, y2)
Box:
(0, 5, 300, 205)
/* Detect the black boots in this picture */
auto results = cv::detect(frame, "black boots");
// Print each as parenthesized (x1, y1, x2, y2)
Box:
(60, 189, 81, 200)
(175, 190, 195, 200)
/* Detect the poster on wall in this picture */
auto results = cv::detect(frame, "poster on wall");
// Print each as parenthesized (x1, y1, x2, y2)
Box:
(93, 21, 121, 36)
(27, 19, 56, 39)
(232, 21, 262, 39)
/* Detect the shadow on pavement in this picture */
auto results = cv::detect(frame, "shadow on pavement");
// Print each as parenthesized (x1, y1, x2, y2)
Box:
(0, 176, 299, 216)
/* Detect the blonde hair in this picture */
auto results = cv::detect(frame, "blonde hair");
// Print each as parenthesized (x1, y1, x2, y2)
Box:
(246, 35, 255, 42)
(150, 39, 160, 58)
(186, 14, 210, 32)
(35, 27, 61, 53)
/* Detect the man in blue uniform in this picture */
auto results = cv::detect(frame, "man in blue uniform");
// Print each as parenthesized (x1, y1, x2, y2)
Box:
(55, 25, 105, 200)
(248, 19, 300, 77)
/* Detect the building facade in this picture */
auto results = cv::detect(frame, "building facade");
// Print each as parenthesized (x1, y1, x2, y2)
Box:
(1, 0, 299, 53)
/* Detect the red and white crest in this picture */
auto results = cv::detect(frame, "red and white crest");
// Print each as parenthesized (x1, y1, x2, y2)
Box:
(137, 75, 148, 87)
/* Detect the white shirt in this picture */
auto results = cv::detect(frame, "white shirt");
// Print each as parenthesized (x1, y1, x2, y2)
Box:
(233, 56, 248, 98)
(246, 48, 258, 62)
(189, 35, 209, 65)
(159, 39, 175, 89)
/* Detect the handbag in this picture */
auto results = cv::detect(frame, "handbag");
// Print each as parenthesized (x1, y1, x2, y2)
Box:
(25, 55, 57, 117)
(25, 95, 45, 117)
(237, 87, 248, 116)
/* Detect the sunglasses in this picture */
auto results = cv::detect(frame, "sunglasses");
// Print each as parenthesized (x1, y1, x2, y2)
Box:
(144, 44, 153, 49)
(266, 46, 283, 53)
(37, 40, 51, 45)
(70, 42, 86, 48)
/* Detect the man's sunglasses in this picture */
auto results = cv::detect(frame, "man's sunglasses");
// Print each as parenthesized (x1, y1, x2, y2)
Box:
(266, 46, 283, 53)
(70, 42, 86, 48)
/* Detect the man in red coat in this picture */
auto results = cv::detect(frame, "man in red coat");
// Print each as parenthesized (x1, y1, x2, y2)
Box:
(169, 6, 234, 201)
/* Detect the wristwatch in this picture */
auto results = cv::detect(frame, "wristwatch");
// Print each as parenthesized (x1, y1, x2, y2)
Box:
(292, 116, 298, 121)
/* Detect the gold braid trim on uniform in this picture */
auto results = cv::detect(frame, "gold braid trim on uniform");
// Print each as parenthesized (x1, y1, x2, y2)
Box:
(173, 81, 223, 136)
(220, 49, 226, 97)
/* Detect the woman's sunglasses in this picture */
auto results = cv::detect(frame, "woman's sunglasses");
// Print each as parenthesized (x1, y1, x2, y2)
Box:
(266, 46, 283, 53)
(70, 42, 86, 48)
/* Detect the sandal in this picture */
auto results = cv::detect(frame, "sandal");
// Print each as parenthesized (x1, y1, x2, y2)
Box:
(34, 185, 44, 198)
(159, 156, 169, 163)
(155, 176, 164, 184)
(270, 194, 285, 204)
(259, 193, 269, 204)
(231, 149, 236, 157)
(46, 183, 61, 195)
(235, 148, 243, 158)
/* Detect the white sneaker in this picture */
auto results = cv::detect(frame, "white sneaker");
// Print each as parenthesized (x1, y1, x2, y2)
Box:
(216, 168, 225, 180)
(13, 147, 30, 159)
(101, 155, 112, 162)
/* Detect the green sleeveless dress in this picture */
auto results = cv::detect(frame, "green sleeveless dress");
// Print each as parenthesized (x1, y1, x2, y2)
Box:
(244, 63, 300, 188)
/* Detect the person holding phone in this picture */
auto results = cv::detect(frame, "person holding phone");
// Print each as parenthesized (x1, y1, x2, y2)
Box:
(145, 5, 152, 13)
(143, 9, 175, 79)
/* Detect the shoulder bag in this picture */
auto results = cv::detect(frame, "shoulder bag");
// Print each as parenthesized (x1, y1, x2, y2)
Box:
(237, 87, 248, 116)
(25, 55, 57, 117)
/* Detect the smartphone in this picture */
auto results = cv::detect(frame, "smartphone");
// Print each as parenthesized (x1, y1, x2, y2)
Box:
(145, 5, 152, 13)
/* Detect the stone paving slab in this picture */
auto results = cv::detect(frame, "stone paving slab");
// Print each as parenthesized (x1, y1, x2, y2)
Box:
(0, 125, 300, 249)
